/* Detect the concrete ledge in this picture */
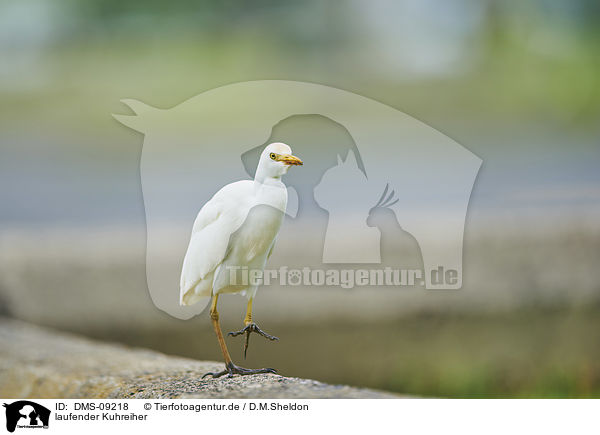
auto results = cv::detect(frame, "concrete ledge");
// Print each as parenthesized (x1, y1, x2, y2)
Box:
(0, 318, 398, 399)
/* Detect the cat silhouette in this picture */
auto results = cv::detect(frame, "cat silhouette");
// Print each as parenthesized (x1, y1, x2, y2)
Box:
(315, 150, 381, 263)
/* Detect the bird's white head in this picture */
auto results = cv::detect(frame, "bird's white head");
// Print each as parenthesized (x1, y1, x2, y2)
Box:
(255, 142, 303, 181)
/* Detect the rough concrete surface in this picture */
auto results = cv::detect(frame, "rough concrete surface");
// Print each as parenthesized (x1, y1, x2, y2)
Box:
(0, 318, 398, 399)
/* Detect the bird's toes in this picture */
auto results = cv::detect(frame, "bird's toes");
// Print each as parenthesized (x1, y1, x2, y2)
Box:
(264, 333, 279, 341)
(227, 328, 247, 337)
(202, 370, 225, 379)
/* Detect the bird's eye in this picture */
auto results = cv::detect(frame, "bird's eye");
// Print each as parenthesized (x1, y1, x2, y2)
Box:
(269, 153, 277, 160)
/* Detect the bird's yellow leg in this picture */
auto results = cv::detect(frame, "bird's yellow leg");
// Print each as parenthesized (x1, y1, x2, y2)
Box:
(203, 295, 277, 378)
(209, 295, 232, 365)
(244, 298, 253, 326)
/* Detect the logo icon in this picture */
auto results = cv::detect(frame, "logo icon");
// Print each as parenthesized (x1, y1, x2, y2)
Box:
(114, 80, 481, 319)
(2, 401, 50, 433)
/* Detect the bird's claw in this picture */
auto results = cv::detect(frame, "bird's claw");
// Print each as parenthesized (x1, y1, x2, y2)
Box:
(228, 323, 279, 359)
(202, 362, 277, 379)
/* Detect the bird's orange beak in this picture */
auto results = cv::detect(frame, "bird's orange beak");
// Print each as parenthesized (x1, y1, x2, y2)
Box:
(277, 154, 303, 166)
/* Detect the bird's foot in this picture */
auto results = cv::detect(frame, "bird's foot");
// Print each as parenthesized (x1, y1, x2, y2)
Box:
(202, 362, 277, 379)
(228, 323, 279, 341)
(228, 323, 278, 358)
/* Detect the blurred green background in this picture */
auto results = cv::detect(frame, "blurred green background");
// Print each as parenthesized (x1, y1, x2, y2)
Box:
(1, 0, 599, 398)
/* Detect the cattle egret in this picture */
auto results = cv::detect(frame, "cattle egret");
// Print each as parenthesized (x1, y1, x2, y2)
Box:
(180, 142, 303, 377)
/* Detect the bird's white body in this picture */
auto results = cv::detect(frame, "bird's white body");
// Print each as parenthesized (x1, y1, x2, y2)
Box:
(180, 143, 299, 307)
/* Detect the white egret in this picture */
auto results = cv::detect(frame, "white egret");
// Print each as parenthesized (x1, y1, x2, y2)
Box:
(180, 142, 303, 377)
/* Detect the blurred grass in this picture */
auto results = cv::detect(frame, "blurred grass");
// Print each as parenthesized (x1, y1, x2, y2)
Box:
(1, 2, 599, 135)
(82, 307, 600, 398)
(2, 37, 598, 132)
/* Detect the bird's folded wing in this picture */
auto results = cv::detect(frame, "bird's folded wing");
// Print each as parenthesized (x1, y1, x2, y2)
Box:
(190, 180, 253, 234)
(179, 181, 253, 305)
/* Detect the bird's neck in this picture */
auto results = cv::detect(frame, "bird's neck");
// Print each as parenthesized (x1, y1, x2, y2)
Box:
(254, 173, 283, 187)
(252, 176, 288, 212)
